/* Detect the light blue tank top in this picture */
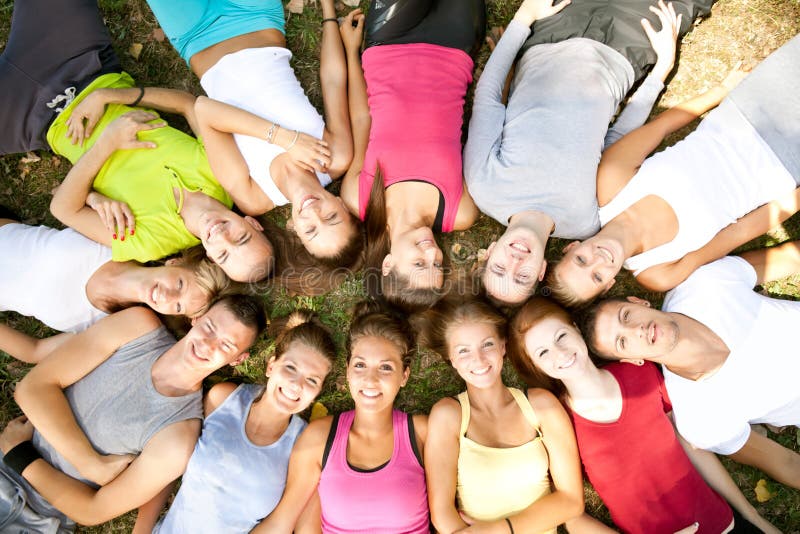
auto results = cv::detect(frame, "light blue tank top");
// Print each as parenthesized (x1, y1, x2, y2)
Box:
(156, 383, 306, 533)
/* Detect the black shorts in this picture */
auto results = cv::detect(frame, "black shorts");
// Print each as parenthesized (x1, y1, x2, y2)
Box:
(0, 0, 121, 155)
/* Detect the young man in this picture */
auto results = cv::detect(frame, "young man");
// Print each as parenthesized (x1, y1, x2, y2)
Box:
(464, 0, 713, 306)
(580, 242, 800, 490)
(0, 295, 265, 531)
(0, 0, 274, 283)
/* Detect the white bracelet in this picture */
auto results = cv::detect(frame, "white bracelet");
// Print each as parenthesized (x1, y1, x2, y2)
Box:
(266, 122, 280, 144)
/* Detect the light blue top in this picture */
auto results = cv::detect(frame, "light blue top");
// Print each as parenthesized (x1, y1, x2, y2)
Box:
(155, 383, 306, 533)
(145, 0, 286, 64)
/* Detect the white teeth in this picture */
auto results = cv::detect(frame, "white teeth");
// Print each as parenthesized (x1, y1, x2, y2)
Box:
(207, 222, 224, 240)
(279, 387, 300, 402)
(471, 366, 491, 376)
(151, 287, 158, 304)
(361, 389, 380, 398)
(598, 246, 613, 263)
(301, 197, 316, 211)
(510, 243, 530, 253)
(559, 355, 576, 369)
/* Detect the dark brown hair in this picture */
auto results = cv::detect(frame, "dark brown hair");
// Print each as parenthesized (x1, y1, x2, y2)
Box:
(576, 297, 629, 359)
(363, 166, 443, 313)
(508, 296, 571, 399)
(347, 300, 416, 369)
(258, 217, 364, 296)
(268, 309, 337, 367)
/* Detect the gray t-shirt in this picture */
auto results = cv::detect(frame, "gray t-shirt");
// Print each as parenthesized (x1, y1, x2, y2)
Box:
(1, 327, 202, 529)
(464, 20, 664, 239)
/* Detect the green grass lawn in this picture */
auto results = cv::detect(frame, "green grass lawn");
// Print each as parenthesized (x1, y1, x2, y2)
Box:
(1, 0, 799, 531)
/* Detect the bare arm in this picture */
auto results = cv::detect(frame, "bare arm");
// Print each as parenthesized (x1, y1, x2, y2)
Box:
(728, 429, 800, 491)
(597, 67, 746, 206)
(319, 0, 354, 178)
(19, 420, 199, 526)
(132, 482, 176, 534)
(738, 238, 800, 286)
(425, 399, 469, 534)
(675, 430, 779, 534)
(565, 514, 619, 534)
(635, 188, 800, 292)
(339, 9, 371, 217)
(294, 490, 323, 534)
(67, 86, 200, 142)
(14, 307, 162, 485)
(251, 418, 330, 533)
(50, 111, 165, 246)
(0, 326, 72, 365)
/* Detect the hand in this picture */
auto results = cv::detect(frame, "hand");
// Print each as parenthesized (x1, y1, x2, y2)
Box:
(719, 60, 751, 94)
(0, 416, 34, 455)
(275, 128, 332, 173)
(513, 0, 571, 27)
(643, 0, 682, 81)
(65, 89, 109, 147)
(100, 111, 166, 151)
(674, 522, 699, 534)
(85, 452, 136, 486)
(340, 9, 365, 53)
(454, 512, 505, 534)
(87, 191, 135, 240)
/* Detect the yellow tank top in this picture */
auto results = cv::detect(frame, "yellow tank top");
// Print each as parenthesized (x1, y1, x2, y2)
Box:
(46, 73, 232, 262)
(456, 388, 555, 533)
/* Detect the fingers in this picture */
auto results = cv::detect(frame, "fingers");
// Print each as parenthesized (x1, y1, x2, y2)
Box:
(641, 17, 656, 40)
(552, 0, 571, 15)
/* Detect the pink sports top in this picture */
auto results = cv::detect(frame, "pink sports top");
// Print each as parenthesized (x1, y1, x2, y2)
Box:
(357, 43, 474, 233)
(318, 410, 429, 534)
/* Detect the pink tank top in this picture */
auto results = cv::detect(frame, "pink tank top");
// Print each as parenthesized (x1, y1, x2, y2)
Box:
(358, 43, 474, 233)
(318, 410, 429, 534)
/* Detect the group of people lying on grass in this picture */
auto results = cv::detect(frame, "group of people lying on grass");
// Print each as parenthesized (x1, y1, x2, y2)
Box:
(0, 0, 798, 531)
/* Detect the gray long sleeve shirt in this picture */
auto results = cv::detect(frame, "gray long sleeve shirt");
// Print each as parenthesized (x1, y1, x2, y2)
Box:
(464, 20, 665, 239)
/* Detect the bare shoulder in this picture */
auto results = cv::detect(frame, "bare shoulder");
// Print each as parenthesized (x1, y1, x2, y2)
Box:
(429, 396, 462, 427)
(299, 415, 335, 448)
(203, 381, 239, 416)
(527, 387, 567, 418)
(145, 418, 201, 462)
(411, 413, 428, 442)
(108, 306, 162, 333)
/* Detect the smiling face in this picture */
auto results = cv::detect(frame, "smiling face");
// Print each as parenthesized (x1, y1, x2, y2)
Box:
(265, 341, 332, 415)
(200, 212, 273, 282)
(383, 227, 444, 291)
(482, 227, 546, 305)
(140, 265, 209, 317)
(523, 317, 590, 381)
(346, 335, 409, 412)
(590, 298, 679, 361)
(553, 237, 624, 303)
(180, 302, 258, 372)
(291, 191, 357, 259)
(446, 321, 505, 389)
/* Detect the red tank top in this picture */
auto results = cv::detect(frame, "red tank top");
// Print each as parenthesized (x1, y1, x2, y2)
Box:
(357, 43, 473, 232)
(570, 362, 732, 534)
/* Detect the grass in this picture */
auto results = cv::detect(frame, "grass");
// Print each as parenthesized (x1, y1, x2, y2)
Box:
(1, 0, 799, 531)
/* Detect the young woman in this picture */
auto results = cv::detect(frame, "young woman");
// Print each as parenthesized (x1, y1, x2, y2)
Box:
(464, 0, 710, 307)
(1, 0, 275, 284)
(251, 301, 429, 533)
(131, 0, 363, 271)
(550, 34, 800, 306)
(0, 217, 230, 335)
(338, 0, 485, 310)
(421, 296, 583, 533)
(509, 296, 778, 533)
(136, 310, 336, 533)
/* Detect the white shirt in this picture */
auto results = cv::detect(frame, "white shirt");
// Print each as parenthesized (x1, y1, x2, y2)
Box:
(201, 47, 331, 206)
(662, 256, 800, 454)
(0, 224, 110, 332)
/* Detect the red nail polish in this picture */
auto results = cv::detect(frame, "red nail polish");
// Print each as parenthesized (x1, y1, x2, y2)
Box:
(113, 233, 117, 240)
(130, 229, 135, 236)
(121, 235, 125, 242)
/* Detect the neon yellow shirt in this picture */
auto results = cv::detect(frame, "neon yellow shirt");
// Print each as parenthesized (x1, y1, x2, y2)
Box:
(47, 73, 232, 262)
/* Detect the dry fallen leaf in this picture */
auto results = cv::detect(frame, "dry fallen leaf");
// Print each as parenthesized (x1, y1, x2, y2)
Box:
(129, 42, 143, 60)
(310, 402, 328, 422)
(342, 0, 359, 6)
(51, 156, 61, 168)
(287, 0, 304, 14)
(151, 28, 166, 43)
(754, 479, 773, 503)
(20, 152, 40, 164)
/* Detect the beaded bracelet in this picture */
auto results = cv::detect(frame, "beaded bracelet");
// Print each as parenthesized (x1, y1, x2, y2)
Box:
(266, 122, 280, 144)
